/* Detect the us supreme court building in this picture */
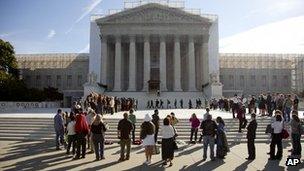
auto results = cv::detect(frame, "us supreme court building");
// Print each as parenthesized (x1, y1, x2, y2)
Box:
(16, 1, 304, 107)
(87, 1, 223, 103)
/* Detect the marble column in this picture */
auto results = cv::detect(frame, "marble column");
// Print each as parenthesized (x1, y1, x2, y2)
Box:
(159, 35, 167, 91)
(173, 35, 182, 91)
(142, 35, 150, 91)
(188, 35, 196, 91)
(128, 35, 136, 91)
(113, 35, 121, 91)
(101, 36, 107, 85)
(202, 35, 209, 86)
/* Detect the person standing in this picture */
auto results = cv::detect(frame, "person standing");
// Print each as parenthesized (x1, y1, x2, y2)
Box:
(216, 117, 229, 159)
(269, 114, 283, 160)
(246, 113, 257, 160)
(293, 95, 299, 111)
(170, 112, 179, 126)
(91, 114, 107, 161)
(117, 112, 134, 161)
(140, 114, 155, 165)
(180, 99, 184, 108)
(161, 117, 176, 166)
(237, 105, 246, 133)
(174, 99, 177, 109)
(86, 108, 96, 153)
(266, 93, 272, 116)
(232, 94, 238, 118)
(66, 113, 76, 155)
(128, 109, 136, 144)
(54, 109, 65, 150)
(290, 114, 302, 156)
(74, 107, 89, 159)
(189, 113, 200, 143)
(200, 114, 217, 161)
(188, 99, 192, 109)
(152, 109, 160, 143)
(283, 94, 293, 122)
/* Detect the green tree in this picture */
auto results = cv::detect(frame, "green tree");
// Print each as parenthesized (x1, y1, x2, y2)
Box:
(0, 39, 19, 78)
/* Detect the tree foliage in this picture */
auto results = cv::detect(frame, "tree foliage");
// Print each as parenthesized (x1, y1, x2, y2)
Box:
(0, 39, 19, 78)
(0, 39, 63, 101)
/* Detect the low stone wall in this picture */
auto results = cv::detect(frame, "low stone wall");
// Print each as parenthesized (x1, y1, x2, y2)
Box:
(0, 101, 61, 111)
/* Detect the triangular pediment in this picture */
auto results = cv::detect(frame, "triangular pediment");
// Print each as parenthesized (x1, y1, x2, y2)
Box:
(96, 3, 211, 25)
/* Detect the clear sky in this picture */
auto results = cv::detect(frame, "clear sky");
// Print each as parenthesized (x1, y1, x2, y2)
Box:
(0, 0, 303, 54)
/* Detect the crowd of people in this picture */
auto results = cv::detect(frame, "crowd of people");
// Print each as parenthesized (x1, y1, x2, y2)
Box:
(146, 98, 206, 109)
(82, 93, 138, 115)
(53, 92, 303, 166)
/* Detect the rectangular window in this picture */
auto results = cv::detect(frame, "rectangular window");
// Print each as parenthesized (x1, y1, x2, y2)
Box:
(67, 75, 72, 88)
(56, 75, 61, 87)
(262, 75, 267, 87)
(240, 75, 245, 87)
(229, 75, 234, 87)
(250, 75, 256, 87)
(219, 75, 223, 83)
(283, 75, 288, 87)
(25, 76, 31, 85)
(46, 75, 51, 87)
(272, 75, 277, 87)
(77, 75, 82, 87)
(36, 75, 41, 87)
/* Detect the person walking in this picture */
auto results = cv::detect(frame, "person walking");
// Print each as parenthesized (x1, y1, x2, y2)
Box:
(283, 94, 293, 122)
(161, 117, 176, 167)
(152, 109, 160, 143)
(290, 114, 302, 156)
(216, 117, 229, 159)
(117, 112, 134, 161)
(237, 105, 247, 133)
(91, 114, 107, 161)
(66, 113, 76, 155)
(86, 108, 96, 153)
(140, 114, 155, 165)
(246, 113, 257, 160)
(128, 109, 136, 144)
(74, 107, 89, 159)
(269, 114, 283, 160)
(200, 114, 217, 161)
(189, 113, 200, 143)
(54, 109, 65, 150)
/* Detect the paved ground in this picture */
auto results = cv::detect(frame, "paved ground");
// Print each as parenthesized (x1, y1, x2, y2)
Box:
(1, 108, 304, 119)
(0, 140, 303, 171)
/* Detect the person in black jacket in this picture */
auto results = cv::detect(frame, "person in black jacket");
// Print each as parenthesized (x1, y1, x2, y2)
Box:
(152, 109, 160, 143)
(246, 113, 257, 160)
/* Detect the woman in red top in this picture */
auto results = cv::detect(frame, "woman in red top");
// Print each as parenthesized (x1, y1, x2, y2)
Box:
(189, 113, 200, 143)
(74, 107, 89, 159)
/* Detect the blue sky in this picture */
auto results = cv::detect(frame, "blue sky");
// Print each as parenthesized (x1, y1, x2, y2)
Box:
(0, 0, 304, 54)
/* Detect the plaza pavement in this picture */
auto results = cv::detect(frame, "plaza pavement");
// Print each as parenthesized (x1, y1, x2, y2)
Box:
(0, 140, 303, 171)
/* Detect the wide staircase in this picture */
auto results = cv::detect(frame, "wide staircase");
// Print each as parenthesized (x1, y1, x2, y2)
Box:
(1, 116, 296, 144)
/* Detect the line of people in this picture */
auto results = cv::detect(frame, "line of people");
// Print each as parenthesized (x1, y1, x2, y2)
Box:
(54, 106, 303, 165)
(146, 98, 206, 109)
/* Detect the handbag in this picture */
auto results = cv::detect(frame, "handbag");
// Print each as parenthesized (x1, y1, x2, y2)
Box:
(265, 124, 273, 134)
(173, 140, 178, 150)
(281, 129, 289, 139)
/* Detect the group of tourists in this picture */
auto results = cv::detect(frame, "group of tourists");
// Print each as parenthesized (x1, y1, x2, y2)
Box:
(83, 93, 138, 115)
(146, 98, 207, 109)
(54, 106, 108, 160)
(53, 92, 303, 166)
